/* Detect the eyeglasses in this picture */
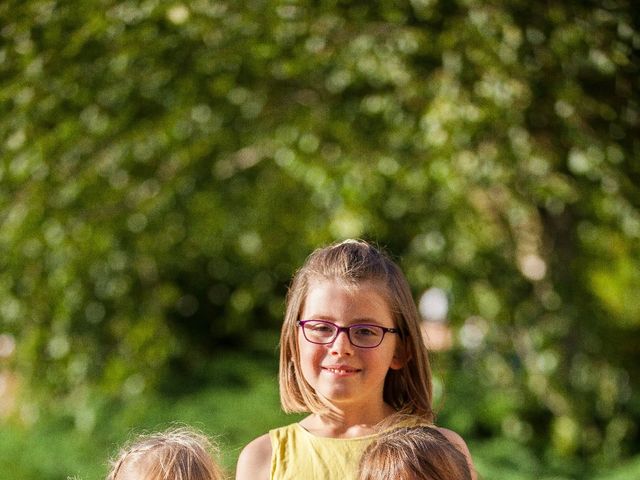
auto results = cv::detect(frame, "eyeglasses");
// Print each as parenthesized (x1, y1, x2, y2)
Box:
(297, 319, 399, 349)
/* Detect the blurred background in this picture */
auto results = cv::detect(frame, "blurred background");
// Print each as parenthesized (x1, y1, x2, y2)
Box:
(1, 1, 639, 478)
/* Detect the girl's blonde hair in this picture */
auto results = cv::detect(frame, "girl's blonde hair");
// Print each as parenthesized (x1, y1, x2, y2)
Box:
(358, 424, 472, 480)
(279, 239, 433, 421)
(106, 426, 225, 480)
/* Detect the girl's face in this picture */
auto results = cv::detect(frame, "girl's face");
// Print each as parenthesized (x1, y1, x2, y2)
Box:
(298, 279, 403, 410)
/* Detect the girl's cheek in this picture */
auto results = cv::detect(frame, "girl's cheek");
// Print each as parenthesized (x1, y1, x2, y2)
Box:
(298, 348, 321, 386)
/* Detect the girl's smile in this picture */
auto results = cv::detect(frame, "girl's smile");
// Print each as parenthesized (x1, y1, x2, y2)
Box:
(321, 364, 362, 376)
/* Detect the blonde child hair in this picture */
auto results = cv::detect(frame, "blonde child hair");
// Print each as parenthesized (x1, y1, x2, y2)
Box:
(358, 424, 472, 480)
(106, 426, 225, 480)
(278, 239, 434, 420)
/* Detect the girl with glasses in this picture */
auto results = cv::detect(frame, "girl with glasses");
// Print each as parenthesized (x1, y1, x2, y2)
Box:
(235, 239, 476, 480)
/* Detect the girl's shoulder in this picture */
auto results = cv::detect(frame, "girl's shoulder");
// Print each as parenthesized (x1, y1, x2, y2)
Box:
(433, 427, 477, 480)
(434, 426, 467, 448)
(235, 433, 271, 480)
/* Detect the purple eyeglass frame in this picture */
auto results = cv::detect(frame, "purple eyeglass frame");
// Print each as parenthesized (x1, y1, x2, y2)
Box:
(296, 319, 399, 348)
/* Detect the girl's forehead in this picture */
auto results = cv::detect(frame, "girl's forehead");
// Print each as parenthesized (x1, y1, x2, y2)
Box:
(301, 278, 394, 315)
(305, 277, 389, 298)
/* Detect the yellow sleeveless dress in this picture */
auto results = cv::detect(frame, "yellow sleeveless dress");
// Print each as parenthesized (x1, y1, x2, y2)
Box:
(269, 423, 377, 480)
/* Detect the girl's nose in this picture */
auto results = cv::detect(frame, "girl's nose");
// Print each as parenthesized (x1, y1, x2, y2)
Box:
(329, 329, 353, 355)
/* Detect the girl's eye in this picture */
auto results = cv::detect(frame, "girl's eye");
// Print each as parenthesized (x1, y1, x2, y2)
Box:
(353, 326, 381, 337)
(308, 323, 333, 333)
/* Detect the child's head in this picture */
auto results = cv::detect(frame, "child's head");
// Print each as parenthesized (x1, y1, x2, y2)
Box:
(357, 425, 472, 480)
(106, 426, 225, 480)
(279, 239, 433, 419)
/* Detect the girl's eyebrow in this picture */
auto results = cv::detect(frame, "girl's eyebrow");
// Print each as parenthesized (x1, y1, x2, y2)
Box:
(303, 314, 335, 321)
(351, 317, 384, 325)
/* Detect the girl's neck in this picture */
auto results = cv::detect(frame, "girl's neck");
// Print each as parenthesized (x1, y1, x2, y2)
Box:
(300, 402, 396, 438)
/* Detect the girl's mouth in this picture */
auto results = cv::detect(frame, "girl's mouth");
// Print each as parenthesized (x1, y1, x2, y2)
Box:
(322, 366, 360, 375)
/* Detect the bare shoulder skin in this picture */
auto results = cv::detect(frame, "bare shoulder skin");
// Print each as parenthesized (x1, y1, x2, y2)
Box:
(235, 432, 272, 480)
(436, 427, 478, 480)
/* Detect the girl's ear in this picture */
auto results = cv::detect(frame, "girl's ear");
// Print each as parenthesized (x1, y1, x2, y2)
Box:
(390, 341, 408, 370)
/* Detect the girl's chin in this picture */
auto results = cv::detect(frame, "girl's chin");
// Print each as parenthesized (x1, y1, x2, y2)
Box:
(317, 388, 360, 404)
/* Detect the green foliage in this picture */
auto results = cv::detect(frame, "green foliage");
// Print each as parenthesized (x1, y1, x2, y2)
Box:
(0, 352, 300, 479)
(1, 0, 638, 476)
